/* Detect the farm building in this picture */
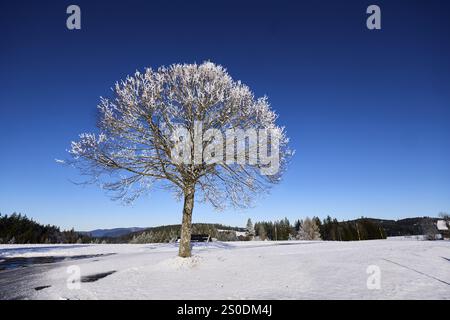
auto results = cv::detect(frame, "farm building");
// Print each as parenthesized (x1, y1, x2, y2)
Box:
(436, 220, 450, 240)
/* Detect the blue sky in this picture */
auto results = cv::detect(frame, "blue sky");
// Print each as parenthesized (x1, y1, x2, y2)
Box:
(1, 0, 449, 230)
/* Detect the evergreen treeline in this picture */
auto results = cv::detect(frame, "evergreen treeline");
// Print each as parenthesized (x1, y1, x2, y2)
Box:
(319, 216, 386, 241)
(254, 216, 386, 241)
(254, 218, 294, 240)
(0, 213, 92, 244)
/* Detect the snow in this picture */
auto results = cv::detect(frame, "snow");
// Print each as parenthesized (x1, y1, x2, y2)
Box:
(1, 240, 449, 300)
(387, 235, 428, 241)
(437, 220, 449, 231)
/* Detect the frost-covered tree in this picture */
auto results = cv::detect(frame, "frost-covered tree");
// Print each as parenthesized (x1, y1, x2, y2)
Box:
(130, 231, 155, 244)
(66, 62, 292, 257)
(297, 217, 321, 240)
(246, 218, 255, 237)
(257, 224, 267, 240)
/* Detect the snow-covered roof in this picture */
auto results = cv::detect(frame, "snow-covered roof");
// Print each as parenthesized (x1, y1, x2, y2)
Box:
(437, 220, 449, 231)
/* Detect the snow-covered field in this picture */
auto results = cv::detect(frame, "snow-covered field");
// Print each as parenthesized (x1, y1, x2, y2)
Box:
(1, 239, 449, 300)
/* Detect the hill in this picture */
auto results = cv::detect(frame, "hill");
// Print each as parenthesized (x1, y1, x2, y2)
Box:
(82, 227, 146, 238)
(121, 223, 246, 243)
(358, 217, 440, 237)
(0, 213, 91, 244)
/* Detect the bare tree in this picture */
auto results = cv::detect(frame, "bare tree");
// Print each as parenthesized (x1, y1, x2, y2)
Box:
(421, 218, 439, 240)
(439, 212, 450, 221)
(66, 62, 292, 257)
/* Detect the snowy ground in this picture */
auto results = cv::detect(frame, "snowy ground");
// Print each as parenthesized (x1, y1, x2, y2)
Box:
(0, 239, 449, 300)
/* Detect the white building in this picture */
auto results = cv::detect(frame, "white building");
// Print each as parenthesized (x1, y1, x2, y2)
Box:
(436, 220, 449, 240)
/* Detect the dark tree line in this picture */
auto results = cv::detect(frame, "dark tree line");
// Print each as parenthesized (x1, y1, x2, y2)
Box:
(254, 218, 294, 241)
(319, 216, 386, 241)
(0, 213, 92, 244)
(254, 216, 386, 241)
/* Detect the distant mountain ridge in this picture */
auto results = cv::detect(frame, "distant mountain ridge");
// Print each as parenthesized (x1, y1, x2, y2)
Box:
(79, 224, 245, 240)
(82, 227, 146, 238)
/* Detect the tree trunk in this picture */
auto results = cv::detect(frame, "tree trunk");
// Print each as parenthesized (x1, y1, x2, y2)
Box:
(179, 187, 195, 258)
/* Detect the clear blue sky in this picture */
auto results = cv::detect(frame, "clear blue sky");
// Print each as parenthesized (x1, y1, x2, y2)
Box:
(1, 0, 449, 230)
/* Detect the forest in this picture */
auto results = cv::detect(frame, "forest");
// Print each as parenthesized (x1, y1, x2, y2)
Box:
(0, 213, 92, 244)
(1, 212, 442, 244)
